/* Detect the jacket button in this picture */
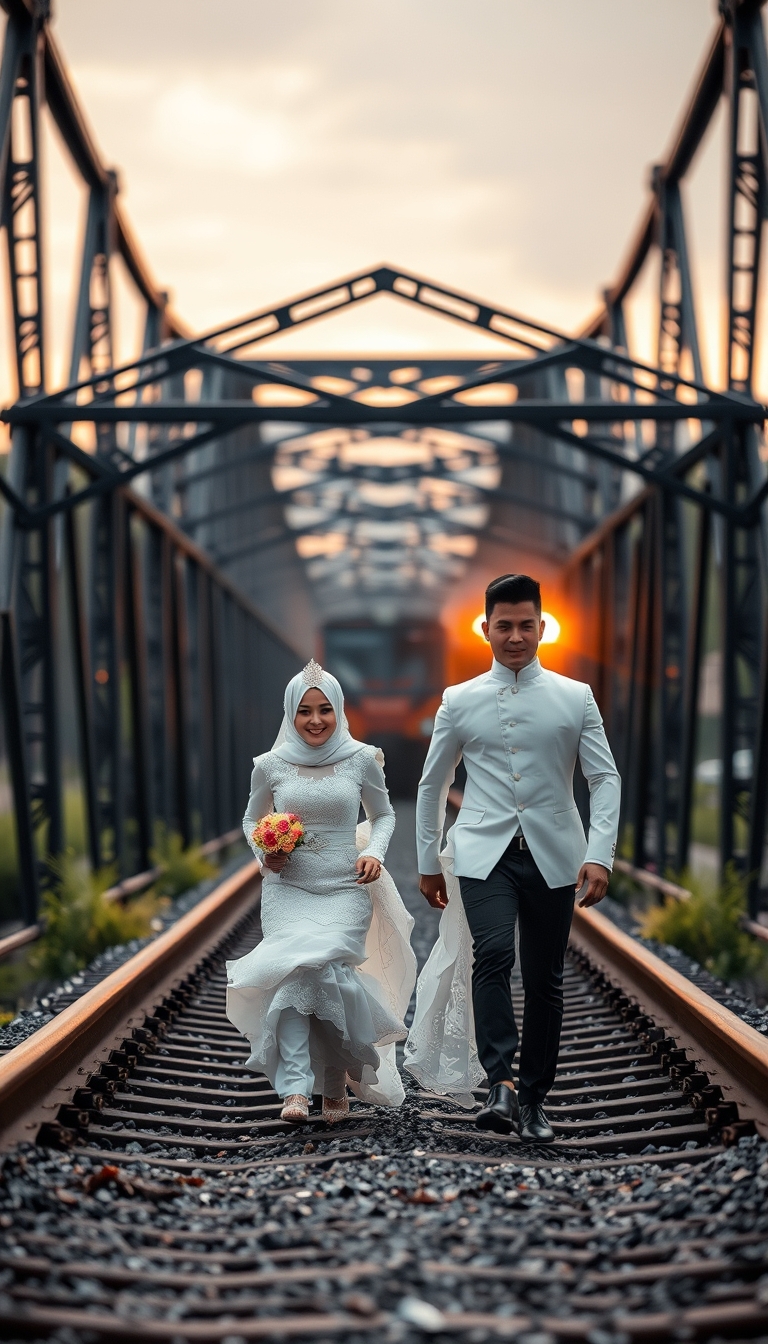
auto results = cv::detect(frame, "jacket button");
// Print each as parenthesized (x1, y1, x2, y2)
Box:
(512, 687, 519, 694)
(519, 804, 525, 811)
(514, 773, 521, 781)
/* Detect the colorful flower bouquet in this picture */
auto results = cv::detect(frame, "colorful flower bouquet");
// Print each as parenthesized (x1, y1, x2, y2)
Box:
(252, 812, 305, 854)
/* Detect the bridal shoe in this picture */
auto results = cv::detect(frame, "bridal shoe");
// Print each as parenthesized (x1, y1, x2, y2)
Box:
(322, 1095, 350, 1124)
(280, 1094, 310, 1123)
(475, 1083, 519, 1135)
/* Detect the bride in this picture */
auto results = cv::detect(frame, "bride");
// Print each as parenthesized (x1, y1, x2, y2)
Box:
(226, 659, 416, 1124)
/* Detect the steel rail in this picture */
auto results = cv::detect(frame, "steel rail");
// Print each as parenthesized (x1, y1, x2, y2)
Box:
(0, 923, 40, 960)
(7, 844, 768, 1154)
(0, 852, 767, 1339)
(0, 860, 260, 1150)
(611, 857, 693, 902)
(570, 903, 768, 1140)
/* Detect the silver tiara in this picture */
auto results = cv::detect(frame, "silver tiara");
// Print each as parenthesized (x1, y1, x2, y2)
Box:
(302, 658, 325, 685)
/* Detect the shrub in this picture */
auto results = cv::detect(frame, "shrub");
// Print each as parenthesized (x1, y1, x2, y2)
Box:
(0, 830, 217, 1012)
(0, 806, 22, 926)
(638, 864, 768, 987)
(28, 852, 166, 982)
(150, 825, 216, 900)
(0, 959, 31, 1013)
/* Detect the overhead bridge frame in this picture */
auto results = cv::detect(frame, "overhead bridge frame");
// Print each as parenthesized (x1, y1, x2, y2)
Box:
(2, 0, 768, 924)
(0, 257, 765, 918)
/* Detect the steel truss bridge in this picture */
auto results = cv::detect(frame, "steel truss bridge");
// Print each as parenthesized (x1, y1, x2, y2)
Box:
(1, 0, 768, 926)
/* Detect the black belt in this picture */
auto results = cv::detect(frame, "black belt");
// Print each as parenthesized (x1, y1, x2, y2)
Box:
(508, 834, 528, 851)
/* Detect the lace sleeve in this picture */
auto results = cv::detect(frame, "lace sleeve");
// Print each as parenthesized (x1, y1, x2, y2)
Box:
(359, 750, 396, 862)
(242, 758, 274, 859)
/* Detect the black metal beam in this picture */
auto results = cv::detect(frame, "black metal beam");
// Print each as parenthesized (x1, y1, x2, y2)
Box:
(8, 396, 756, 426)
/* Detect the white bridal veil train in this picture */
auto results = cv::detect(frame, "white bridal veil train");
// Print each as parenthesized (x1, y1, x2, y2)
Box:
(347, 819, 416, 1105)
(403, 833, 483, 1108)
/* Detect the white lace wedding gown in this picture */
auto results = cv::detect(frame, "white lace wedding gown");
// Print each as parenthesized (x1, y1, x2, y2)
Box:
(226, 745, 416, 1106)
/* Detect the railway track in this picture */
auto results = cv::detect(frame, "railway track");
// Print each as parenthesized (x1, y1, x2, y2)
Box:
(0, 860, 768, 1341)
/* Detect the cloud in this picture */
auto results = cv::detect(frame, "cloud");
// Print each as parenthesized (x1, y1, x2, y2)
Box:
(153, 81, 299, 176)
(42, 2, 718, 346)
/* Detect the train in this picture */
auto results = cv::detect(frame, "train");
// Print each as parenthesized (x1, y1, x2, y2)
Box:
(322, 620, 446, 796)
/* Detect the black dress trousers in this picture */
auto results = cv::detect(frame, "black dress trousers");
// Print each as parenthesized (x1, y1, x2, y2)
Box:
(459, 838, 575, 1105)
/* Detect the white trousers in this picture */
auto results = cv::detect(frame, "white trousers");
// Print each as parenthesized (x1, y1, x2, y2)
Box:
(274, 1007, 346, 1099)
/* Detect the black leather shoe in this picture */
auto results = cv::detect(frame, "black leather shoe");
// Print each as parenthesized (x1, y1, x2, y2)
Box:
(475, 1084, 519, 1135)
(519, 1102, 555, 1143)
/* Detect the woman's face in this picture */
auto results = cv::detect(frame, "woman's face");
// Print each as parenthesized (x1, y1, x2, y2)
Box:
(294, 687, 337, 746)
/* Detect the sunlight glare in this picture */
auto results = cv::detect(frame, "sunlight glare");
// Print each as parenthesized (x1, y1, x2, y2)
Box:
(472, 611, 561, 643)
(540, 612, 561, 644)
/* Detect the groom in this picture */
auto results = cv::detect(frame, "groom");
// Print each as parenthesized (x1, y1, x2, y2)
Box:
(416, 573, 620, 1140)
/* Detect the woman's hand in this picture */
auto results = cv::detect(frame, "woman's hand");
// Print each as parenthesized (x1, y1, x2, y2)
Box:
(263, 852, 290, 873)
(356, 854, 382, 885)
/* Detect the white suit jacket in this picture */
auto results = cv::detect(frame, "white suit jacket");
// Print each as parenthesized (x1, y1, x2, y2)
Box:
(416, 657, 621, 888)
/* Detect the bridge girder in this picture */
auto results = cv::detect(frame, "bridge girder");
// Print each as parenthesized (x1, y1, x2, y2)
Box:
(2, 1, 768, 922)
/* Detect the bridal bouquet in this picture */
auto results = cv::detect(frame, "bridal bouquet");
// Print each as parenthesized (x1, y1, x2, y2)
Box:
(252, 812, 305, 854)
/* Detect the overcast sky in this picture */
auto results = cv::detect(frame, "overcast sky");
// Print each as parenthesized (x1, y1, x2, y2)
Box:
(24, 1, 726, 376)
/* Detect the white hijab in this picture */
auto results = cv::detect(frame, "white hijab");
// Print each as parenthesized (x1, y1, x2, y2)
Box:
(271, 659, 367, 768)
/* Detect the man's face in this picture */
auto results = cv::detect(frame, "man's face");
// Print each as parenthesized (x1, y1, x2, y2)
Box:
(482, 600, 544, 671)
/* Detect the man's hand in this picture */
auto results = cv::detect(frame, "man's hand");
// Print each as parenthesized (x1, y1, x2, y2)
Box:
(263, 852, 290, 873)
(576, 862, 609, 908)
(419, 873, 448, 909)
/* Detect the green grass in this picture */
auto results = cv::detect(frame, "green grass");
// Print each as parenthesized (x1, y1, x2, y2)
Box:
(0, 783, 89, 925)
(27, 853, 167, 982)
(638, 864, 768, 995)
(150, 824, 217, 899)
(0, 808, 20, 925)
(0, 831, 220, 1013)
